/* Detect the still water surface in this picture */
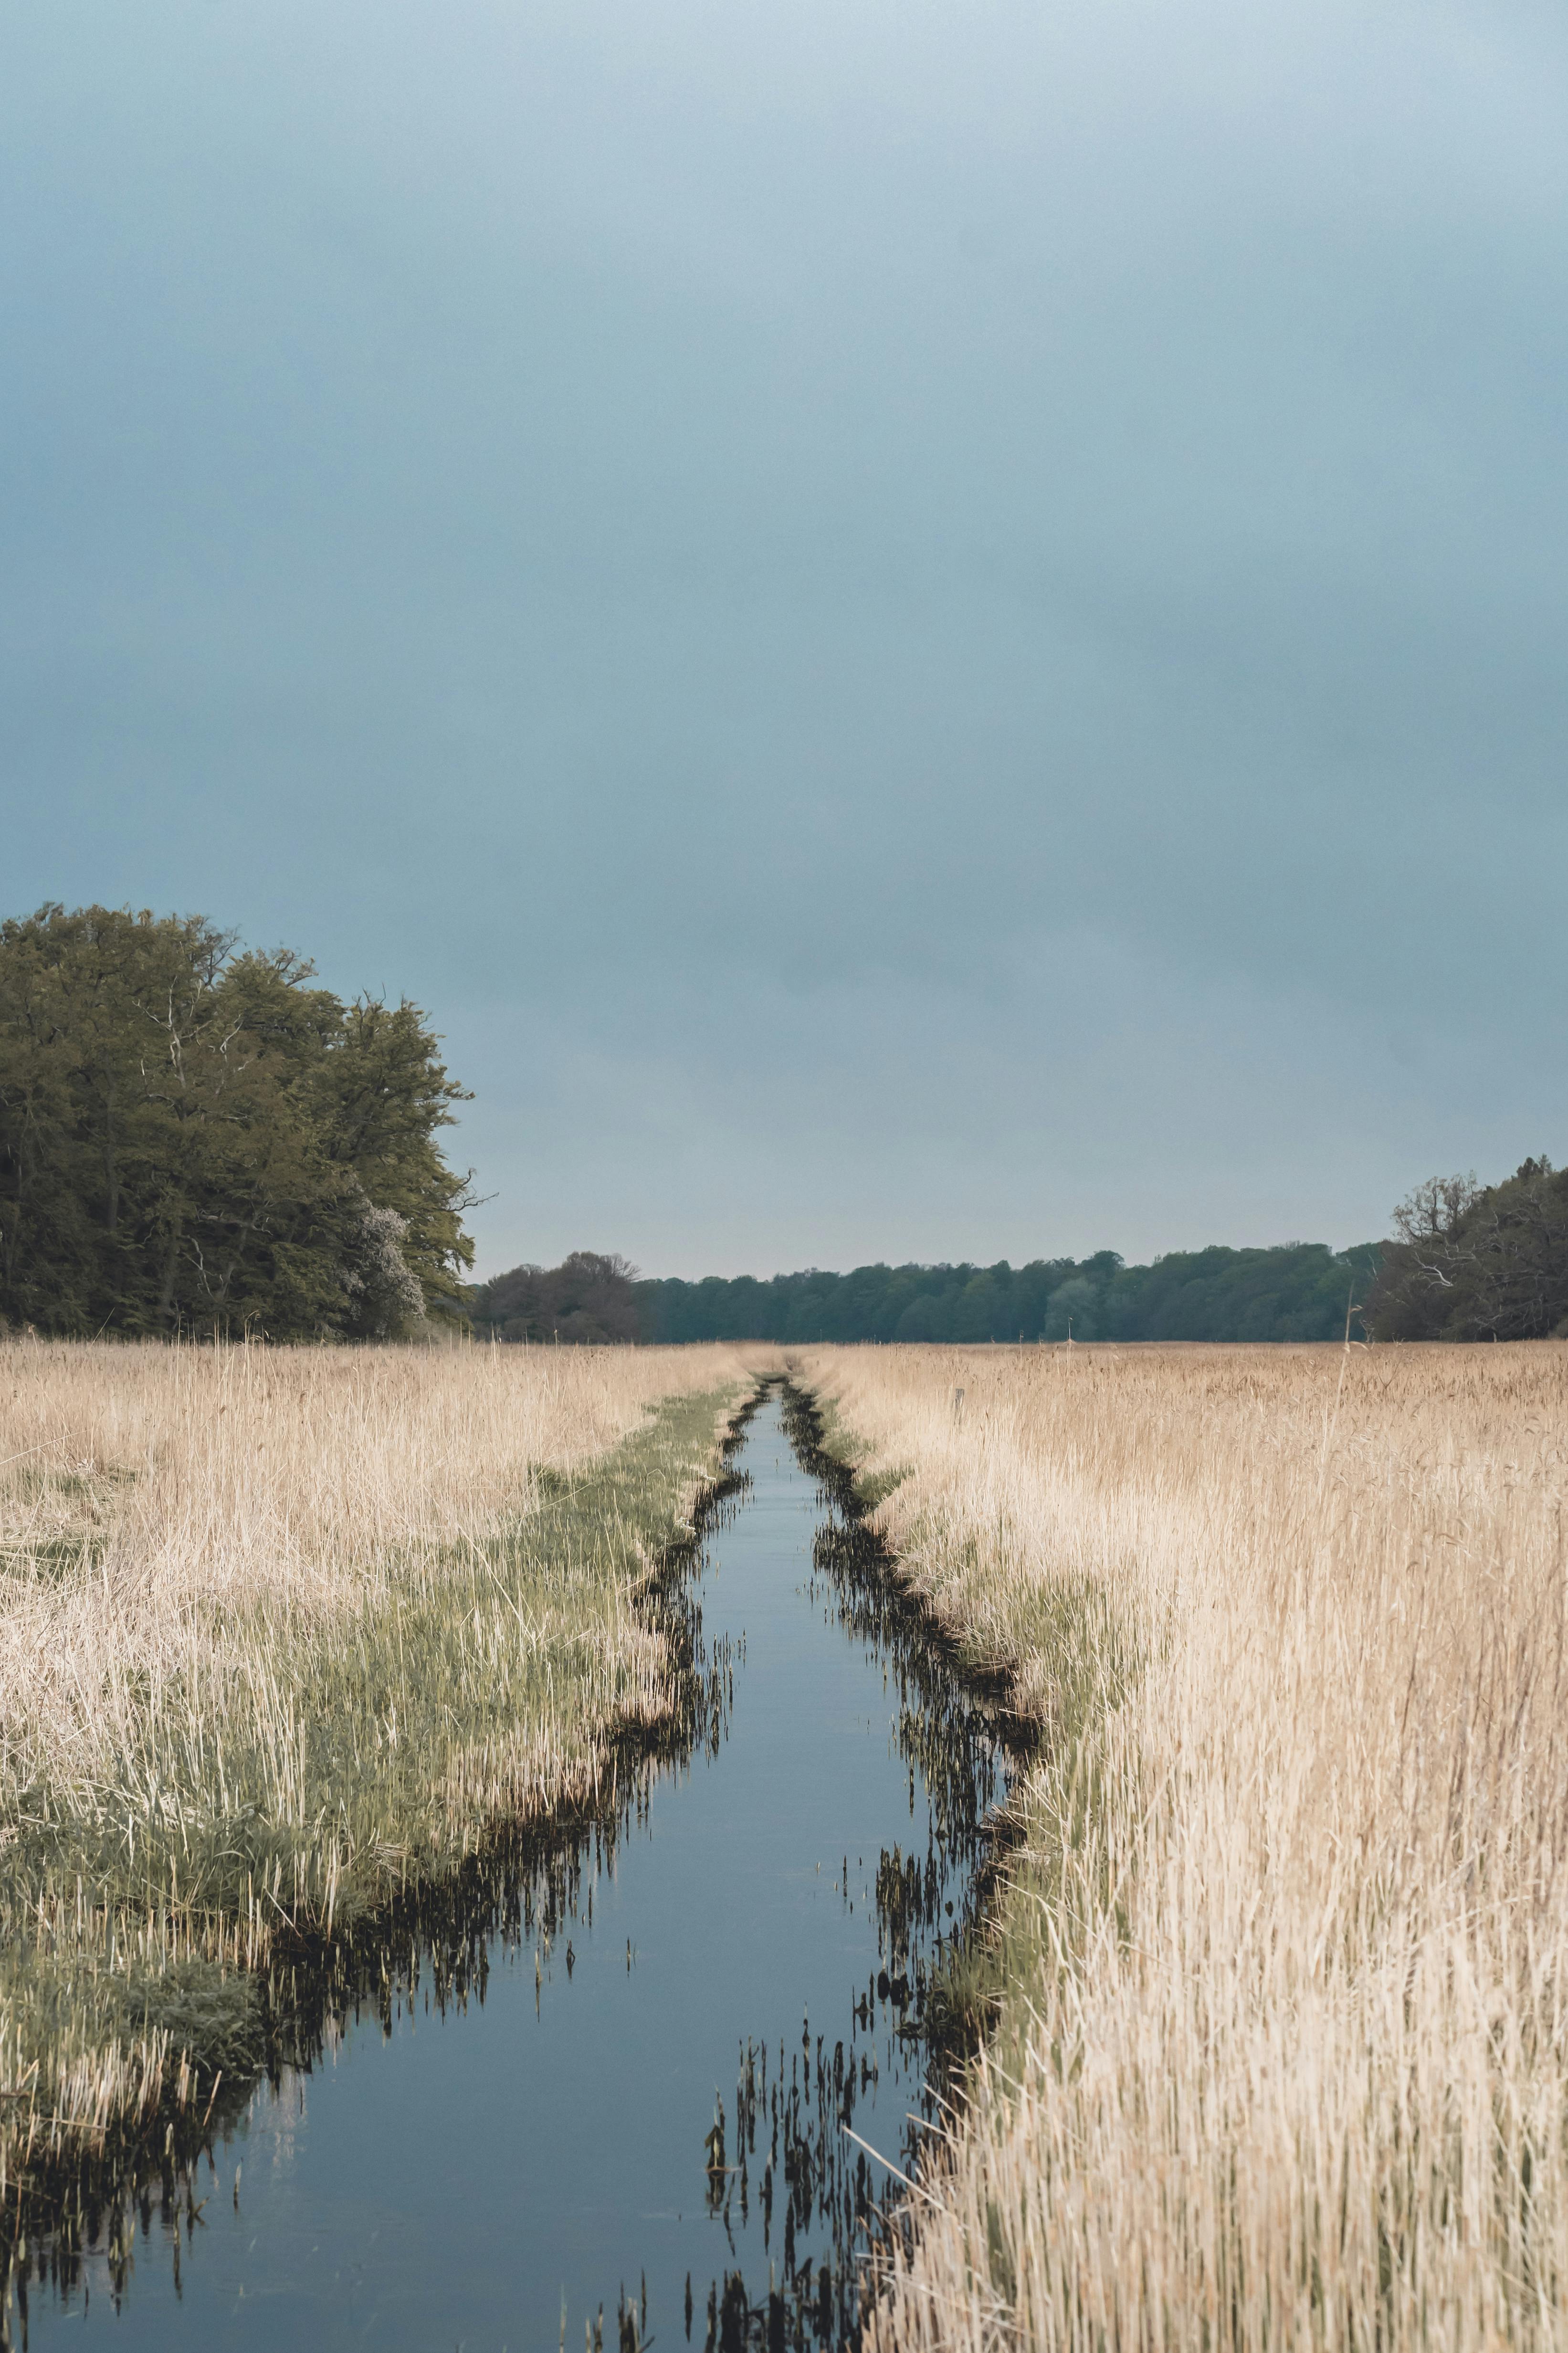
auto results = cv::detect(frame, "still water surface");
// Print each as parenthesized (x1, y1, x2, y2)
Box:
(23, 1391, 1008, 2351)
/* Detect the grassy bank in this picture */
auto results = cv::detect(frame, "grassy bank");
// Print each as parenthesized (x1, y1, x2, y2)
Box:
(0, 1340, 762, 2221)
(795, 1342, 1568, 2352)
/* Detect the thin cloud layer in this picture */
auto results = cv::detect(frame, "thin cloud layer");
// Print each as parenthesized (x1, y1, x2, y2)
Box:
(4, 0, 1563, 1271)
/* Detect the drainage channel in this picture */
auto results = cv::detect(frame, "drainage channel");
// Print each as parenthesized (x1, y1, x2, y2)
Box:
(16, 1386, 1012, 2352)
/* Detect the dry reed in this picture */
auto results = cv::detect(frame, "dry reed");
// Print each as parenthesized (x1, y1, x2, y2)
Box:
(794, 1341, 1568, 2352)
(0, 1338, 760, 2195)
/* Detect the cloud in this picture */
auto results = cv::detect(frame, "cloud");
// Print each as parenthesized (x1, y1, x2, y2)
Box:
(4, 0, 1564, 1271)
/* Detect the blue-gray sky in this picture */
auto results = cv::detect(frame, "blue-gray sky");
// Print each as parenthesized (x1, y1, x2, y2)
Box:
(5, 0, 1564, 1277)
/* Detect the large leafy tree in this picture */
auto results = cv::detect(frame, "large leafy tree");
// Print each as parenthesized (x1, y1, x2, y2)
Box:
(0, 905, 474, 1338)
(1367, 1159, 1568, 1341)
(474, 1252, 641, 1344)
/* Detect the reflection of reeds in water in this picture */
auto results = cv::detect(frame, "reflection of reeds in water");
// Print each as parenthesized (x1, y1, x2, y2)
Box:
(5, 1425, 757, 2320)
(669, 1388, 1018, 2353)
(4, 1365, 1023, 2350)
(797, 1342, 1568, 2353)
(0, 1340, 765, 2288)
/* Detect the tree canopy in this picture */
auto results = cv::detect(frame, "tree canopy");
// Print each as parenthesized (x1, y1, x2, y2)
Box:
(1367, 1158, 1568, 1340)
(475, 1251, 642, 1344)
(472, 1240, 1381, 1345)
(0, 904, 474, 1338)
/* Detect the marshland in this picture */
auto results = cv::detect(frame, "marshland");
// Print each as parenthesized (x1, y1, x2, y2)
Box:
(0, 1347, 1017, 2347)
(803, 1340, 1568, 2352)
(0, 1348, 753, 2265)
(3, 1334, 1566, 2350)
(6, 0, 1561, 2333)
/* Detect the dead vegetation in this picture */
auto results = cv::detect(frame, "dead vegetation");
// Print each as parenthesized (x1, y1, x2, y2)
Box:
(796, 1341, 1568, 2352)
(0, 1338, 758, 2199)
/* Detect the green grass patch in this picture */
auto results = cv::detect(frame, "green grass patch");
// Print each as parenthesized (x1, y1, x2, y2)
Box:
(926, 1561, 1138, 2062)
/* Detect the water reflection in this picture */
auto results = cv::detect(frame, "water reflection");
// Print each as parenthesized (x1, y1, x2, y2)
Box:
(10, 1387, 1011, 2351)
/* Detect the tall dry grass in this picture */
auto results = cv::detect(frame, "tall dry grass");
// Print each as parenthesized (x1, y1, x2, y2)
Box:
(0, 1338, 761, 2192)
(0, 1338, 751, 1796)
(795, 1342, 1568, 2352)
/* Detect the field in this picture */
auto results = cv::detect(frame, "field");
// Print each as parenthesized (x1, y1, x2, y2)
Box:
(0, 1338, 758, 2206)
(5, 1334, 1565, 2351)
(794, 1342, 1568, 2351)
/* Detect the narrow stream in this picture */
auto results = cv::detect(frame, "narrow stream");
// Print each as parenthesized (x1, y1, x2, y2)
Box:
(16, 1387, 1010, 2351)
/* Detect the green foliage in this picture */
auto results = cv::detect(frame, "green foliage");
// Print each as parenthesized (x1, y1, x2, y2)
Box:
(1368, 1157, 1568, 1339)
(473, 1250, 642, 1343)
(935, 1566, 1136, 2059)
(1042, 1275, 1098, 1342)
(620, 1240, 1381, 1345)
(0, 904, 474, 1338)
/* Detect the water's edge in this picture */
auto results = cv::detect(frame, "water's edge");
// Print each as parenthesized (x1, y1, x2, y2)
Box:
(6, 1376, 1028, 2346)
(776, 1378, 1039, 2046)
(1, 1386, 766, 2305)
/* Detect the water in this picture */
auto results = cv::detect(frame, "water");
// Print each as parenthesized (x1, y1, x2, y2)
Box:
(14, 1389, 1009, 2351)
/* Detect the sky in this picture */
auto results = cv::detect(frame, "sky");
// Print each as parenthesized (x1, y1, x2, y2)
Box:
(4, 0, 1565, 1279)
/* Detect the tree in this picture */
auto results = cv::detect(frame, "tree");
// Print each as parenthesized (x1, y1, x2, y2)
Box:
(619, 1244, 1379, 1345)
(1044, 1276, 1098, 1341)
(472, 1252, 641, 1344)
(0, 905, 474, 1338)
(1368, 1160, 1568, 1341)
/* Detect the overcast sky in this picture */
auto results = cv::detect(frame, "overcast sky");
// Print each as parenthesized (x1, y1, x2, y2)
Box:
(5, 0, 1564, 1278)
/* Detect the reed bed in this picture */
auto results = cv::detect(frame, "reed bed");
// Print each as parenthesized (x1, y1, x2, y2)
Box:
(794, 1341, 1568, 2353)
(0, 1338, 758, 2198)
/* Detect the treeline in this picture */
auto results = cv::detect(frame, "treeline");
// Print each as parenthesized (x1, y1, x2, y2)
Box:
(475, 1251, 642, 1344)
(472, 1240, 1383, 1345)
(638, 1241, 1383, 1343)
(0, 904, 474, 1339)
(10, 908, 1553, 1353)
(479, 1157, 1568, 1344)
(1368, 1158, 1568, 1340)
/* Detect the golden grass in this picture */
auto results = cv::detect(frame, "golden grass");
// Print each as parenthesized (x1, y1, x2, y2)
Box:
(0, 1337, 762, 2197)
(794, 1342, 1568, 2352)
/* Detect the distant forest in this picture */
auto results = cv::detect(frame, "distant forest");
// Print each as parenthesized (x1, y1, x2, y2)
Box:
(7, 906, 1559, 1349)
(475, 1156, 1568, 1346)
(0, 905, 474, 1338)
(474, 1240, 1383, 1346)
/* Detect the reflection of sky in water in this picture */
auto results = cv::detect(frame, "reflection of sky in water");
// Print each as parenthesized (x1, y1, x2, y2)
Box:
(20, 1396, 1009, 2351)
(242, 2073, 295, 2183)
